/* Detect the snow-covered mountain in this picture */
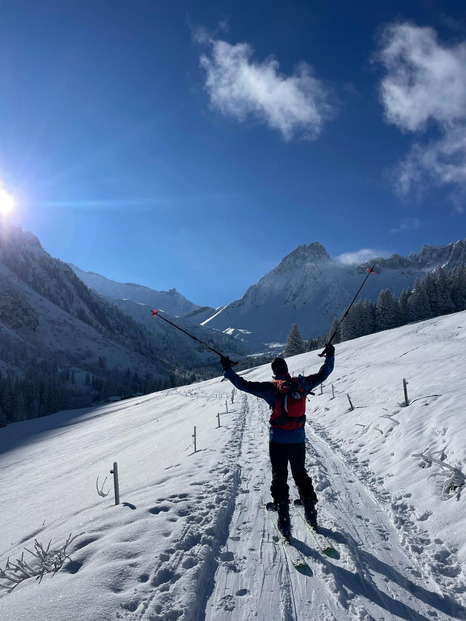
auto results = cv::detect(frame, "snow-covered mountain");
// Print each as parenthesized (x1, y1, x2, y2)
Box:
(70, 264, 210, 318)
(202, 239, 466, 348)
(0, 311, 465, 620)
(69, 266, 244, 368)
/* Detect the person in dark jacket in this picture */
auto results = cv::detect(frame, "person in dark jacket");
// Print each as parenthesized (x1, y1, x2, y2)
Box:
(220, 344, 334, 537)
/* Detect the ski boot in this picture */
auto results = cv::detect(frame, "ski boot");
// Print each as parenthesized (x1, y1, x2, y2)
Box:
(276, 501, 291, 541)
(301, 496, 318, 531)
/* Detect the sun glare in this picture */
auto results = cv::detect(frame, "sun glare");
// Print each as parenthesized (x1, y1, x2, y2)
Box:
(0, 187, 15, 217)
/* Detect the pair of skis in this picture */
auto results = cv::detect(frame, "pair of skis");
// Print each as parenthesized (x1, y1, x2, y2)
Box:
(293, 499, 339, 559)
(266, 500, 338, 574)
(266, 502, 311, 574)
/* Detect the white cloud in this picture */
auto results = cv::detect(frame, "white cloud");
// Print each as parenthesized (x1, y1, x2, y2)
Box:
(191, 20, 229, 45)
(396, 127, 466, 210)
(200, 39, 336, 141)
(376, 23, 466, 202)
(377, 23, 466, 132)
(390, 218, 421, 234)
(335, 249, 391, 265)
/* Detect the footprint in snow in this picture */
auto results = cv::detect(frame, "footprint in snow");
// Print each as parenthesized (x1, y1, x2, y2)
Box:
(149, 505, 170, 515)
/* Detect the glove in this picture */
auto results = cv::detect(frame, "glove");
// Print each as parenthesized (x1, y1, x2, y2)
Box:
(220, 355, 233, 371)
(323, 343, 335, 357)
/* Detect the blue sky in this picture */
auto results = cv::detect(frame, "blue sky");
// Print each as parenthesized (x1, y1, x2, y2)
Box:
(1, 0, 466, 307)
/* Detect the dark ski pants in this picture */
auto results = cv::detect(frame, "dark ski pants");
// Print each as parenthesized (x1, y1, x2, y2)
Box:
(269, 441, 317, 506)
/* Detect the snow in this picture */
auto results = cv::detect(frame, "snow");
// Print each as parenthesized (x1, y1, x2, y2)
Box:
(1, 311, 466, 620)
(69, 264, 204, 318)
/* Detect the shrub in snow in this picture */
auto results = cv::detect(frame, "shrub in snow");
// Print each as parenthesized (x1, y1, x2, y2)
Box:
(413, 450, 465, 500)
(0, 534, 79, 594)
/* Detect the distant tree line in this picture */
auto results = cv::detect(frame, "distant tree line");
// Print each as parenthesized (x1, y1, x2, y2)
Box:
(0, 357, 213, 427)
(284, 265, 466, 356)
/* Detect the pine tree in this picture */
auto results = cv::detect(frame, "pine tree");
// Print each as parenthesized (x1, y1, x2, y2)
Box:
(362, 300, 376, 335)
(327, 317, 341, 344)
(434, 268, 455, 315)
(450, 265, 466, 311)
(284, 324, 305, 357)
(375, 289, 402, 332)
(407, 279, 432, 322)
(399, 288, 412, 324)
(422, 273, 438, 316)
(339, 300, 376, 341)
(0, 406, 6, 427)
(340, 304, 361, 341)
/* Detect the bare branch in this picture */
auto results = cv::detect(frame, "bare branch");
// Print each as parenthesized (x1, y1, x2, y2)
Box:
(0, 533, 81, 595)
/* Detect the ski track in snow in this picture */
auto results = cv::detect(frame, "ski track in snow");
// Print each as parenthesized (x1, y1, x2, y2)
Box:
(114, 398, 248, 621)
(204, 394, 466, 621)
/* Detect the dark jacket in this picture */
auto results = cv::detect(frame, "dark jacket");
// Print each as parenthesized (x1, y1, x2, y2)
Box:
(224, 356, 334, 443)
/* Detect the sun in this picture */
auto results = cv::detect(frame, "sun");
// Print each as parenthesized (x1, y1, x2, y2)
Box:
(0, 187, 15, 217)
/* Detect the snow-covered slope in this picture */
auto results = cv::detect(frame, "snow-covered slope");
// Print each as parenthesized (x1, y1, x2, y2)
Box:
(0, 224, 156, 371)
(70, 264, 208, 318)
(1, 311, 465, 620)
(202, 239, 466, 348)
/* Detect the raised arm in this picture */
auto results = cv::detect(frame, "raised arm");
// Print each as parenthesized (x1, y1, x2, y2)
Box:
(223, 367, 276, 407)
(301, 345, 335, 393)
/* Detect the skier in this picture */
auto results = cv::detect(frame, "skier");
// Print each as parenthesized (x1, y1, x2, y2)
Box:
(220, 344, 335, 538)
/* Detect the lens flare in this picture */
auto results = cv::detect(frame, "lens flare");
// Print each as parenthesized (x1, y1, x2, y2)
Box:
(0, 187, 15, 217)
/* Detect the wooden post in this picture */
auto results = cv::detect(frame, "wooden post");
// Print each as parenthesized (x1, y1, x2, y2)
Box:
(332, 384, 335, 399)
(231, 389, 235, 404)
(193, 426, 197, 453)
(403, 378, 409, 407)
(110, 462, 120, 506)
(320, 383, 323, 395)
(347, 394, 354, 411)
(225, 399, 229, 413)
(217, 412, 221, 428)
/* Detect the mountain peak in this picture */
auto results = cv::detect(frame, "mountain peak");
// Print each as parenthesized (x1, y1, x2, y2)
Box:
(277, 242, 330, 272)
(0, 222, 44, 253)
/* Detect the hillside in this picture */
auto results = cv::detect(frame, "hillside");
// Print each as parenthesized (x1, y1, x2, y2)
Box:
(0, 223, 194, 422)
(0, 311, 465, 620)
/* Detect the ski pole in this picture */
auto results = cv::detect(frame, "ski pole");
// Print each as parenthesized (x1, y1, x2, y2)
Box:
(318, 266, 376, 357)
(152, 309, 237, 364)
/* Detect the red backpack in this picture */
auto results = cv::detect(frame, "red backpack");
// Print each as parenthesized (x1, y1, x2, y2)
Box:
(270, 376, 309, 430)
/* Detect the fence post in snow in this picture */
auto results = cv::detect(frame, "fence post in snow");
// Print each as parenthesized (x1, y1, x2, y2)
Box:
(332, 384, 335, 399)
(217, 412, 221, 428)
(110, 462, 120, 506)
(320, 383, 323, 395)
(347, 394, 354, 411)
(225, 399, 229, 413)
(231, 389, 235, 404)
(403, 378, 409, 407)
(193, 426, 197, 453)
